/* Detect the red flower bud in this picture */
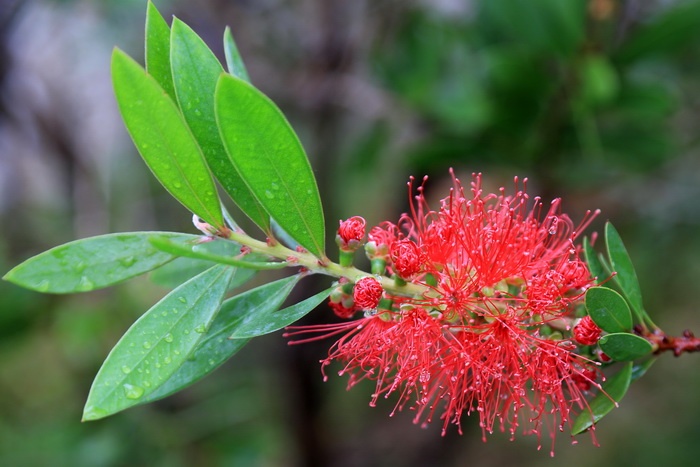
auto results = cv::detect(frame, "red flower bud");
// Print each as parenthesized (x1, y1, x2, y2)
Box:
(390, 239, 422, 278)
(337, 216, 366, 249)
(353, 276, 383, 310)
(329, 299, 356, 319)
(574, 315, 602, 346)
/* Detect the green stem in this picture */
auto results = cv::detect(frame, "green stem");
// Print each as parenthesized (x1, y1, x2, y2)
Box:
(226, 230, 427, 297)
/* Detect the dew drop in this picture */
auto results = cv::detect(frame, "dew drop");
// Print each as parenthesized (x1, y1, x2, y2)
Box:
(264, 190, 274, 199)
(174, 181, 183, 189)
(194, 109, 202, 116)
(123, 384, 145, 400)
(164, 357, 172, 364)
(75, 261, 87, 273)
(164, 333, 174, 343)
(194, 324, 207, 334)
(76, 276, 95, 292)
(161, 311, 168, 317)
(178, 297, 187, 304)
(36, 280, 50, 292)
(271, 182, 279, 191)
(208, 359, 215, 366)
(143, 341, 152, 349)
(183, 329, 190, 335)
(121, 366, 132, 374)
(120, 256, 137, 267)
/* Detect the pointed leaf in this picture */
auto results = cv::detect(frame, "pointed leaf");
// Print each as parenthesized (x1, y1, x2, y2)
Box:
(82, 265, 234, 420)
(140, 274, 300, 403)
(145, 1, 175, 100)
(572, 362, 633, 435)
(231, 285, 332, 338)
(215, 74, 326, 258)
(605, 223, 644, 316)
(170, 19, 270, 232)
(223, 26, 251, 82)
(112, 48, 223, 228)
(149, 236, 288, 270)
(598, 333, 653, 361)
(585, 286, 632, 333)
(3, 232, 199, 294)
(583, 237, 606, 284)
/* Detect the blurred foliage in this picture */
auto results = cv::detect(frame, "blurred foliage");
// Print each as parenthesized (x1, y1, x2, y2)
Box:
(1, 0, 700, 466)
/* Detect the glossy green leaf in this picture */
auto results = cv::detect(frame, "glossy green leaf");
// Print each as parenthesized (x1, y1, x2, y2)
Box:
(170, 19, 270, 232)
(145, 1, 175, 100)
(223, 26, 251, 82)
(3, 232, 199, 294)
(82, 265, 234, 420)
(605, 223, 644, 317)
(112, 48, 224, 228)
(140, 274, 300, 403)
(583, 237, 606, 284)
(149, 236, 288, 270)
(572, 362, 633, 435)
(585, 287, 632, 333)
(231, 284, 331, 339)
(631, 358, 656, 383)
(215, 74, 326, 258)
(598, 333, 653, 362)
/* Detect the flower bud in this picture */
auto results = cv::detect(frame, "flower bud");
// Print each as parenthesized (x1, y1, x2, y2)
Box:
(336, 216, 366, 251)
(353, 276, 383, 310)
(390, 239, 422, 279)
(573, 315, 602, 346)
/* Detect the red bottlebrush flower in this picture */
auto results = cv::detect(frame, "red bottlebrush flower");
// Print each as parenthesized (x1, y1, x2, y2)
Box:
(353, 276, 383, 310)
(574, 316, 602, 346)
(390, 239, 423, 278)
(329, 299, 357, 319)
(337, 216, 366, 250)
(289, 171, 601, 453)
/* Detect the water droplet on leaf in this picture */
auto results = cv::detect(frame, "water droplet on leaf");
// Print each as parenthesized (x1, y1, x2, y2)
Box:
(77, 276, 94, 292)
(164, 333, 173, 343)
(121, 366, 131, 374)
(123, 384, 144, 400)
(194, 324, 207, 334)
(264, 190, 274, 199)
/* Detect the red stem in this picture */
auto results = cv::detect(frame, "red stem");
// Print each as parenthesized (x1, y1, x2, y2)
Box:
(643, 328, 700, 357)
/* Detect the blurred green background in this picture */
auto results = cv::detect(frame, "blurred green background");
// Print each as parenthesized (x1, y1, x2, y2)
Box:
(1, 0, 699, 465)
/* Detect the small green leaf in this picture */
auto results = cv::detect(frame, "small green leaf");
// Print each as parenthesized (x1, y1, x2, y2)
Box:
(145, 1, 175, 100)
(585, 286, 632, 333)
(231, 285, 332, 338)
(140, 274, 301, 403)
(605, 223, 644, 317)
(3, 232, 198, 294)
(111, 48, 224, 228)
(599, 333, 653, 361)
(583, 237, 606, 284)
(215, 74, 326, 258)
(631, 357, 656, 382)
(149, 236, 288, 270)
(82, 265, 234, 420)
(170, 19, 270, 232)
(223, 26, 251, 82)
(572, 362, 633, 435)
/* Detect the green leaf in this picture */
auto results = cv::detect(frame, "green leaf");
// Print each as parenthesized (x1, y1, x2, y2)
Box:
(598, 333, 653, 362)
(583, 237, 606, 284)
(605, 223, 645, 318)
(145, 1, 175, 100)
(215, 74, 326, 258)
(3, 232, 199, 294)
(585, 287, 632, 333)
(140, 274, 301, 403)
(111, 48, 224, 229)
(149, 236, 288, 270)
(170, 19, 270, 232)
(231, 284, 331, 338)
(631, 358, 656, 383)
(572, 362, 633, 435)
(223, 26, 251, 82)
(82, 265, 234, 420)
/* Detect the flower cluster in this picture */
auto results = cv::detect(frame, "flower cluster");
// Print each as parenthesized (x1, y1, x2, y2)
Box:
(287, 172, 602, 454)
